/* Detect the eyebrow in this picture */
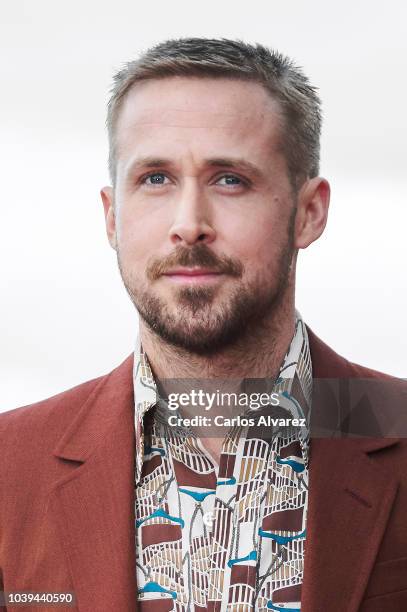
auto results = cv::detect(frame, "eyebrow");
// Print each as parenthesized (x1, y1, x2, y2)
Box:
(206, 158, 263, 179)
(125, 156, 264, 179)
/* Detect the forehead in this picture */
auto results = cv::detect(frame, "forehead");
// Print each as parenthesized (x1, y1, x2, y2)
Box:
(114, 76, 284, 165)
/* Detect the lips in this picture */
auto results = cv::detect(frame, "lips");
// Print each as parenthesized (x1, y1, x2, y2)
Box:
(163, 267, 221, 276)
(161, 267, 224, 284)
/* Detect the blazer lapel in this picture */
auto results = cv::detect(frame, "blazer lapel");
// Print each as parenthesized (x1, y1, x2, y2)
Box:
(50, 354, 137, 612)
(303, 326, 400, 611)
(302, 437, 399, 612)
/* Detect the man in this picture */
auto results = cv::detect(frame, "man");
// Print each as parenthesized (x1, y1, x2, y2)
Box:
(1, 38, 406, 612)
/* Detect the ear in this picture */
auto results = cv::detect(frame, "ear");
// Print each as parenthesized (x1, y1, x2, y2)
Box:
(100, 186, 117, 250)
(294, 177, 330, 249)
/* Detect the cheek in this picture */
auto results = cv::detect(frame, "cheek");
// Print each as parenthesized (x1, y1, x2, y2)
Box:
(227, 215, 292, 283)
(222, 212, 278, 264)
(116, 205, 167, 265)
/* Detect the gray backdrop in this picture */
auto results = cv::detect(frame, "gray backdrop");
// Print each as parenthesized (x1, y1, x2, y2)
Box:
(1, 0, 406, 410)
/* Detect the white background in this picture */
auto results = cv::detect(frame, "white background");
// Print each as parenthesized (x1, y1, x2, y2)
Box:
(1, 0, 406, 411)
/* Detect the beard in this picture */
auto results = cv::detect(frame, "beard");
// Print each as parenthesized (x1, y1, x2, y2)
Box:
(117, 208, 296, 356)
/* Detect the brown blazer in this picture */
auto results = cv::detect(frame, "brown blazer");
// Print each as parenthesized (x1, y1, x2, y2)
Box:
(1, 327, 407, 612)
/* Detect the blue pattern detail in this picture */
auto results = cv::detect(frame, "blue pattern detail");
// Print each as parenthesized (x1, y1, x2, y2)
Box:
(217, 477, 236, 486)
(136, 508, 185, 528)
(276, 456, 305, 473)
(258, 529, 306, 544)
(227, 550, 257, 567)
(179, 488, 215, 502)
(139, 581, 177, 599)
(267, 602, 300, 611)
(281, 391, 306, 420)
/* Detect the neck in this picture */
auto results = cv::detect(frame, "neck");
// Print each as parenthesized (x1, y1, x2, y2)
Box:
(139, 295, 296, 382)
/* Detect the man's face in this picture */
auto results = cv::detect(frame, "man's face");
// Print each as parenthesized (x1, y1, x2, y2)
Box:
(103, 77, 299, 354)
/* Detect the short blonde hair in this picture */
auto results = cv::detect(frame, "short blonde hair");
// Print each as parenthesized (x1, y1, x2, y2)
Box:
(107, 37, 322, 188)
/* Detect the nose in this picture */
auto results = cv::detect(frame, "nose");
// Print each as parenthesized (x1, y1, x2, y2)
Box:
(168, 179, 216, 246)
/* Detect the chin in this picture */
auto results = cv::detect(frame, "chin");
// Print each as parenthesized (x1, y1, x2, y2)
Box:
(150, 322, 240, 355)
(131, 272, 290, 355)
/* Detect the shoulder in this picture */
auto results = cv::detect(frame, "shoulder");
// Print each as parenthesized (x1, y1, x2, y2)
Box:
(0, 376, 105, 519)
(0, 353, 134, 442)
(306, 324, 406, 440)
(0, 354, 134, 527)
(0, 375, 105, 454)
(306, 323, 405, 384)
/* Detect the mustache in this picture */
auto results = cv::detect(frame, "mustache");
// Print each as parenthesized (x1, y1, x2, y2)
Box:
(146, 244, 244, 281)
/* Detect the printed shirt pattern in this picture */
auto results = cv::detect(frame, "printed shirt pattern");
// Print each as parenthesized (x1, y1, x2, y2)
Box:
(134, 311, 312, 611)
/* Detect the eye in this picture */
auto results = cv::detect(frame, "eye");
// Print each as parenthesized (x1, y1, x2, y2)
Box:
(141, 173, 171, 186)
(215, 174, 246, 188)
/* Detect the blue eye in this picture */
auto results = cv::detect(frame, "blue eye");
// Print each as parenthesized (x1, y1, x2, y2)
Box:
(216, 175, 243, 186)
(143, 173, 169, 185)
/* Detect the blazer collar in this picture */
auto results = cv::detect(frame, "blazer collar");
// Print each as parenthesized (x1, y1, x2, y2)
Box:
(53, 353, 134, 463)
(51, 354, 137, 611)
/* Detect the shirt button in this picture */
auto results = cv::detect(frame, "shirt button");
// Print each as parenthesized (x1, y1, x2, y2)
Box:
(203, 510, 215, 527)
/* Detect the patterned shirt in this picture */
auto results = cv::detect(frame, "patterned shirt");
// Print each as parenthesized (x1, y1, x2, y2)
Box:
(134, 311, 312, 611)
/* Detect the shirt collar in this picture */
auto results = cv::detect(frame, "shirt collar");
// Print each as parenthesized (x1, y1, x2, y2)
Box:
(133, 334, 158, 483)
(133, 309, 312, 482)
